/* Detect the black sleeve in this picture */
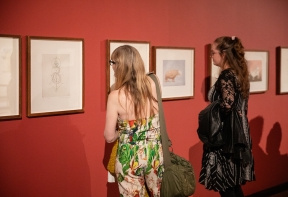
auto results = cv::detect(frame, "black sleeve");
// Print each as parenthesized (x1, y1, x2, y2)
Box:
(216, 70, 236, 113)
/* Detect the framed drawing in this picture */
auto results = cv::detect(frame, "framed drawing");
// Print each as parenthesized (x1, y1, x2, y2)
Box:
(152, 46, 195, 100)
(106, 40, 150, 94)
(276, 47, 288, 94)
(0, 34, 21, 120)
(245, 50, 269, 93)
(27, 36, 84, 117)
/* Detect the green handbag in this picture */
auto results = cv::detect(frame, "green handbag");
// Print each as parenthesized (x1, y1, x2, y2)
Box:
(148, 73, 196, 197)
(161, 151, 196, 197)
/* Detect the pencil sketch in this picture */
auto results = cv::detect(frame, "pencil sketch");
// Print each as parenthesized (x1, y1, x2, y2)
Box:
(42, 54, 70, 98)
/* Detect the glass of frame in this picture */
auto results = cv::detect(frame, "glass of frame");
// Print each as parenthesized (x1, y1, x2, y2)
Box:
(276, 47, 288, 94)
(106, 40, 150, 94)
(0, 34, 21, 120)
(245, 50, 269, 93)
(27, 36, 84, 117)
(152, 46, 195, 100)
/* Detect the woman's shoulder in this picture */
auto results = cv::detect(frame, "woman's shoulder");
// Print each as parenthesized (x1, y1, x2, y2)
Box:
(107, 89, 120, 103)
(220, 68, 234, 74)
(219, 68, 236, 79)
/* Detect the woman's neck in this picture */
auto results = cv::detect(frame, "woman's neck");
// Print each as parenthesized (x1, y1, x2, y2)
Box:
(222, 63, 230, 70)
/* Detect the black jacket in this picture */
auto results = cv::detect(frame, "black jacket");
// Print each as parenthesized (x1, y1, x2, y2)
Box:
(197, 101, 252, 165)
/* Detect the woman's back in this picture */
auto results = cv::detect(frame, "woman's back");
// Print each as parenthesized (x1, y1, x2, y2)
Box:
(113, 76, 159, 121)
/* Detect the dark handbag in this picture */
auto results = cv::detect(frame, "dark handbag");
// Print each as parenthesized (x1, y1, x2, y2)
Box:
(197, 100, 226, 147)
(149, 73, 196, 197)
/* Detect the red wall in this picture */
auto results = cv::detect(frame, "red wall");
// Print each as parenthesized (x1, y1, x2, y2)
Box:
(1, 0, 288, 196)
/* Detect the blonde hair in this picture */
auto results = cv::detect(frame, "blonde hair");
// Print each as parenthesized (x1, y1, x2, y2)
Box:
(111, 45, 157, 120)
(214, 36, 250, 99)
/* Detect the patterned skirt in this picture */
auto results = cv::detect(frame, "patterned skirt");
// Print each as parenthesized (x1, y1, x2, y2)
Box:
(199, 146, 255, 192)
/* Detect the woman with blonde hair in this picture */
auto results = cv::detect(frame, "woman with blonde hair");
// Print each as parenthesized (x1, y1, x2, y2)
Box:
(104, 45, 164, 197)
(199, 36, 255, 197)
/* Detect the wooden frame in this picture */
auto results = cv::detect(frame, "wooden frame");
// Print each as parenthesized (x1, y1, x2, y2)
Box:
(106, 40, 150, 95)
(0, 34, 22, 120)
(245, 50, 269, 93)
(152, 46, 195, 100)
(276, 47, 288, 94)
(27, 36, 84, 117)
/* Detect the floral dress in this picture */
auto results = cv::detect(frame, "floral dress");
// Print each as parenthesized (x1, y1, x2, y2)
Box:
(115, 114, 164, 197)
(199, 68, 255, 192)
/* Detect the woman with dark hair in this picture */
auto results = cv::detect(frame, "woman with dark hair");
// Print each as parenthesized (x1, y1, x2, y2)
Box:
(104, 45, 163, 197)
(199, 36, 255, 197)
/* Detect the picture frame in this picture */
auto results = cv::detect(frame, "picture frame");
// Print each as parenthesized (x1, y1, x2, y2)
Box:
(152, 46, 195, 100)
(245, 50, 269, 93)
(27, 36, 84, 117)
(106, 40, 150, 95)
(276, 47, 288, 94)
(0, 34, 22, 120)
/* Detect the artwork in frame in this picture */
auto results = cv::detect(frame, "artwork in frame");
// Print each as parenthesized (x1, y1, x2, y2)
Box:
(152, 46, 195, 100)
(27, 36, 84, 117)
(0, 34, 21, 120)
(245, 50, 269, 93)
(106, 40, 150, 94)
(276, 47, 288, 94)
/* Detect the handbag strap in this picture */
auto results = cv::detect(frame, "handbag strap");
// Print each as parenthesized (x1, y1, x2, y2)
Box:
(148, 73, 172, 167)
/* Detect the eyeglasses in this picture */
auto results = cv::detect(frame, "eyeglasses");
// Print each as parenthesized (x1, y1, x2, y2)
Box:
(109, 60, 116, 66)
(210, 51, 220, 57)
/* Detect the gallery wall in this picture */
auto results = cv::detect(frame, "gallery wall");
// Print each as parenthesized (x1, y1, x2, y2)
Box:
(1, 0, 288, 197)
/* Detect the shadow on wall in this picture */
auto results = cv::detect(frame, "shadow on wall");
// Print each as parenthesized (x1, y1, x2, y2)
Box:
(0, 117, 91, 197)
(241, 117, 288, 195)
(265, 122, 288, 184)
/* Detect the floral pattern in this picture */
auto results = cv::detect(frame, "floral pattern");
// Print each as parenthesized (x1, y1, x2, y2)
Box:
(116, 115, 164, 197)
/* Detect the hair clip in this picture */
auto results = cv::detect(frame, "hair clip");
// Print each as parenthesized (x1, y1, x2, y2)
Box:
(231, 36, 236, 40)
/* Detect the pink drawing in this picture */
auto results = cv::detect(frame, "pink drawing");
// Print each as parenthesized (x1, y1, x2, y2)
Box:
(165, 69, 181, 82)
